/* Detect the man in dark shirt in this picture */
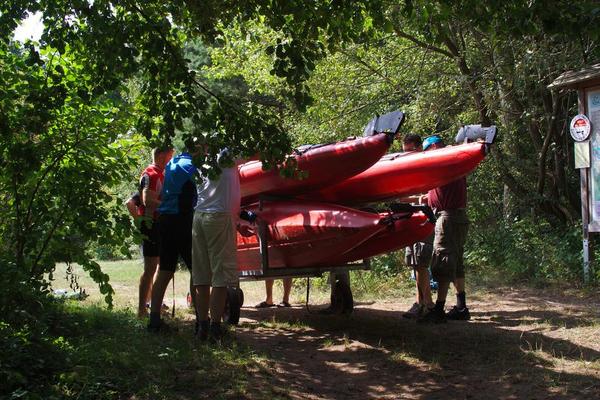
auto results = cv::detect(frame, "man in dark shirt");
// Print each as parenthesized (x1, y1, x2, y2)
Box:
(147, 151, 197, 332)
(418, 135, 470, 324)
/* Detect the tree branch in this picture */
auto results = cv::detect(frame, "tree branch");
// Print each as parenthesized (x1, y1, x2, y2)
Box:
(536, 91, 561, 196)
(392, 26, 455, 59)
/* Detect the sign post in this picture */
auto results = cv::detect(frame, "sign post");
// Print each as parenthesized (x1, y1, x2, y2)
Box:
(574, 97, 591, 284)
(548, 64, 600, 284)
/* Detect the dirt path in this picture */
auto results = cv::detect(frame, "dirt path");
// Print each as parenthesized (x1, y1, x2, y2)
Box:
(235, 287, 600, 399)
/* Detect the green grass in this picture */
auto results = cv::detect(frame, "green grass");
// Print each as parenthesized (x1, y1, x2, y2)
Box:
(2, 300, 279, 400)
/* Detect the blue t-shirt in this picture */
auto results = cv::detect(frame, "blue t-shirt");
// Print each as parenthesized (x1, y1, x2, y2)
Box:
(158, 153, 198, 215)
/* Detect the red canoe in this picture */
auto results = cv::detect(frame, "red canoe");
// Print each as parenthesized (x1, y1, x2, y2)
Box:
(303, 142, 487, 205)
(321, 211, 434, 265)
(240, 133, 394, 205)
(237, 201, 388, 272)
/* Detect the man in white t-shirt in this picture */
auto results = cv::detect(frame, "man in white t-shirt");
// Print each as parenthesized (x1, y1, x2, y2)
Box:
(192, 149, 242, 341)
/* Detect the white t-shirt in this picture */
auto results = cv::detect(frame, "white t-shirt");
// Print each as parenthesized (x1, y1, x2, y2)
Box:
(195, 150, 241, 215)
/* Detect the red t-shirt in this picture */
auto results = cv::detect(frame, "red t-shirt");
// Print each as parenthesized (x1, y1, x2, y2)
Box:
(427, 176, 467, 211)
(138, 164, 164, 219)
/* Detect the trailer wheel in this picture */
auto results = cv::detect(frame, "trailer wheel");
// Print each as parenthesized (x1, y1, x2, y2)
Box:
(332, 279, 353, 315)
(237, 287, 244, 308)
(224, 287, 242, 325)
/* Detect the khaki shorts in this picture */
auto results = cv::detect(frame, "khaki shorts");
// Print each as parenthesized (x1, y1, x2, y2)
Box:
(192, 211, 238, 287)
(431, 210, 469, 283)
(405, 233, 434, 267)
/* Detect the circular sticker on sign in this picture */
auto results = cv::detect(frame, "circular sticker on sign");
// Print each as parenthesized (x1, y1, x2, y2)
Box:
(570, 114, 591, 141)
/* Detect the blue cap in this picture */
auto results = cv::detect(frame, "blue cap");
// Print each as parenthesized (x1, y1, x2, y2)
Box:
(423, 135, 443, 151)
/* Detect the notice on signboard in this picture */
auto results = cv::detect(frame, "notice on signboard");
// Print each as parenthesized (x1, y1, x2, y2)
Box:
(588, 91, 600, 223)
(574, 141, 590, 169)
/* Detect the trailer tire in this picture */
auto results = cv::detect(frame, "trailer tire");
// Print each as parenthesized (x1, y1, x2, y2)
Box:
(224, 286, 242, 325)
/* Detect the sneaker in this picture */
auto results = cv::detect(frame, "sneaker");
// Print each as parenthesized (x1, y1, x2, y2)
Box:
(446, 306, 471, 321)
(402, 302, 423, 319)
(417, 306, 447, 324)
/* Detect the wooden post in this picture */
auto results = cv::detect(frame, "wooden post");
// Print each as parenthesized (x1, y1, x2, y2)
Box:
(578, 89, 591, 283)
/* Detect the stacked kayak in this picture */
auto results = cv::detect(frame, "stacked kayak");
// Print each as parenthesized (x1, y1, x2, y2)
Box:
(237, 117, 495, 271)
(237, 201, 434, 272)
(302, 141, 487, 205)
(239, 109, 406, 205)
(237, 201, 387, 271)
(240, 132, 394, 205)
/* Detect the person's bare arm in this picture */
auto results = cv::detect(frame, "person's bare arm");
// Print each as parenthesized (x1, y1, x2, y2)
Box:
(142, 188, 160, 217)
(125, 197, 138, 219)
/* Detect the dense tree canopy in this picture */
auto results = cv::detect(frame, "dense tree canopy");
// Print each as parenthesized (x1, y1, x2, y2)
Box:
(1, 0, 599, 312)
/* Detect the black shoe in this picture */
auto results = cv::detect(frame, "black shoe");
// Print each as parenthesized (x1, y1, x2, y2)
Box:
(417, 307, 447, 324)
(147, 320, 177, 333)
(195, 320, 209, 341)
(446, 306, 471, 321)
(208, 322, 226, 343)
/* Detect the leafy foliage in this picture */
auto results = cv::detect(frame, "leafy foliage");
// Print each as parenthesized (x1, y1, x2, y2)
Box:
(0, 40, 144, 310)
(202, 1, 600, 282)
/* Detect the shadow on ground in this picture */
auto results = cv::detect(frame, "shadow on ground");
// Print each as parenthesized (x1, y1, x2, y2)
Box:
(234, 288, 600, 400)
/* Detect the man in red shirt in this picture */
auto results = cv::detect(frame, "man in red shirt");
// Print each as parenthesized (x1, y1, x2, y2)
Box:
(136, 147, 173, 318)
(418, 136, 470, 324)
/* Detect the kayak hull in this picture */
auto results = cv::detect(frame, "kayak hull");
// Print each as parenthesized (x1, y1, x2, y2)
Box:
(240, 133, 393, 205)
(321, 212, 434, 265)
(237, 201, 387, 271)
(303, 142, 486, 205)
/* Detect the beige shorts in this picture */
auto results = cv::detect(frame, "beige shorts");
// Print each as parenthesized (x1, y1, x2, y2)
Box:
(192, 211, 238, 287)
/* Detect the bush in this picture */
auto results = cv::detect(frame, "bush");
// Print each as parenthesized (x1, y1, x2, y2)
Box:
(465, 215, 583, 284)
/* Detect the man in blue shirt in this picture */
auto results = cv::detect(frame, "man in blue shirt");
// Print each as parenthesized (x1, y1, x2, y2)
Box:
(148, 151, 198, 332)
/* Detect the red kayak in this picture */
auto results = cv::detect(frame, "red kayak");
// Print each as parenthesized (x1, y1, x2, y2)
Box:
(237, 201, 388, 271)
(240, 132, 394, 205)
(321, 211, 434, 265)
(302, 142, 487, 205)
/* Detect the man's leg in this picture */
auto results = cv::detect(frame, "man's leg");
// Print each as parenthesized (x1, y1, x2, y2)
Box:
(416, 265, 434, 308)
(414, 274, 421, 304)
(282, 278, 292, 304)
(193, 284, 211, 339)
(195, 285, 211, 321)
(256, 279, 275, 307)
(417, 278, 449, 324)
(436, 279, 450, 304)
(209, 287, 228, 323)
(447, 217, 470, 320)
(454, 277, 466, 308)
(148, 270, 174, 328)
(403, 266, 423, 318)
(139, 256, 158, 318)
(192, 212, 212, 337)
(149, 215, 177, 331)
(204, 212, 239, 339)
(332, 271, 352, 314)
